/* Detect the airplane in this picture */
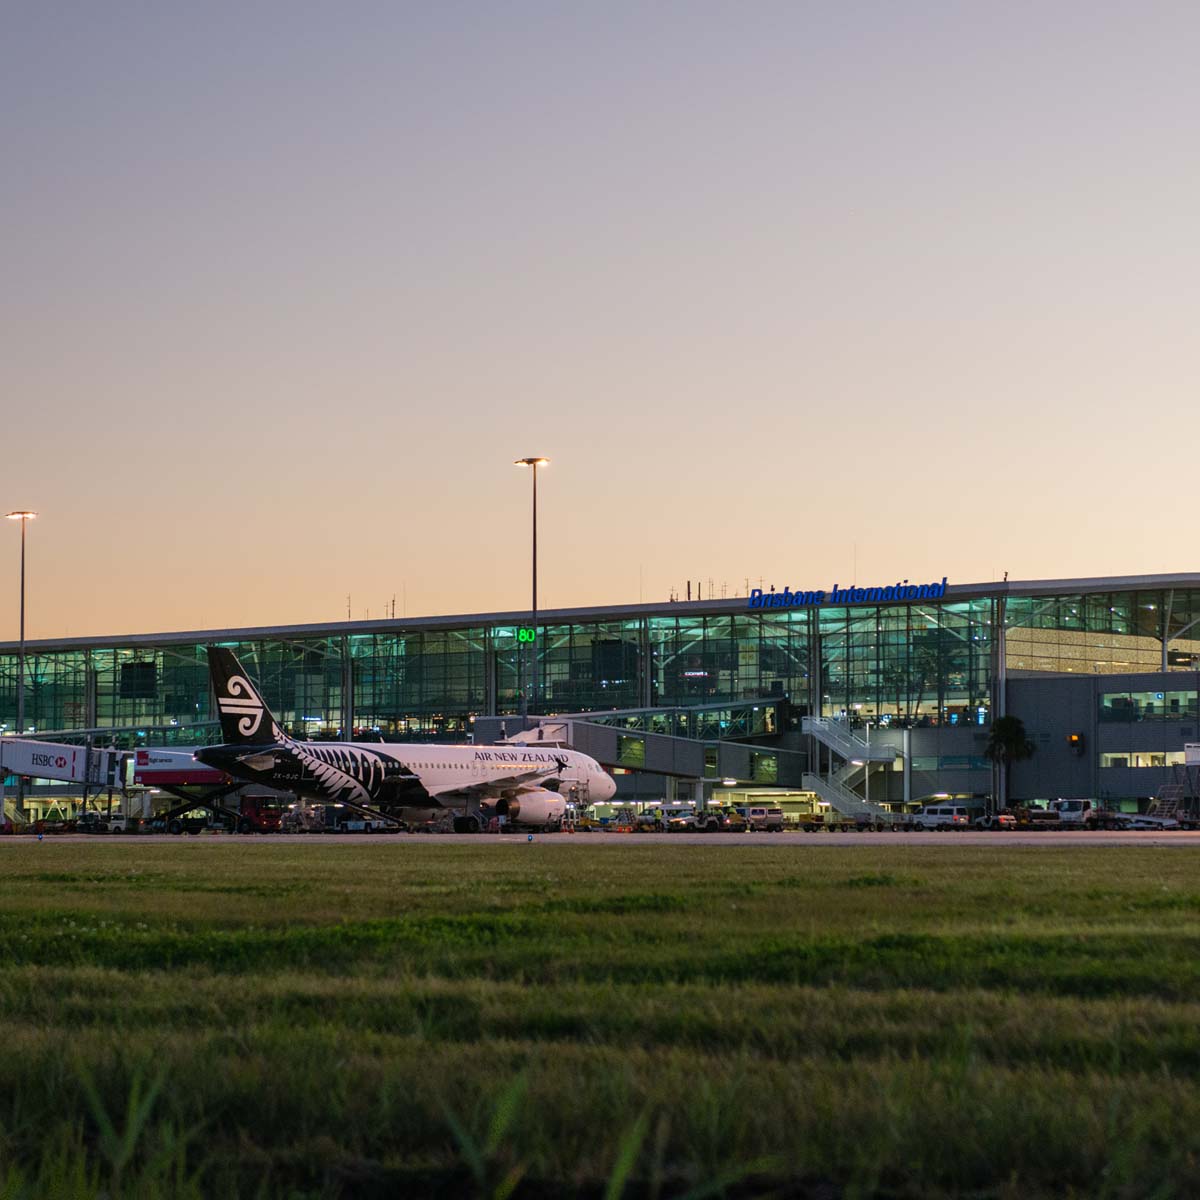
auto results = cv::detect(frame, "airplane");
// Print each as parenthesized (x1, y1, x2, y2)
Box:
(193, 647, 616, 832)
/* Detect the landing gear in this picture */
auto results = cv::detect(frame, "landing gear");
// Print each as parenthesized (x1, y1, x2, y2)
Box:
(453, 814, 483, 834)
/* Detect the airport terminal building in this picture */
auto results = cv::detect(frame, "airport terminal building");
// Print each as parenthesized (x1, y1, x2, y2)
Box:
(3, 572, 1200, 814)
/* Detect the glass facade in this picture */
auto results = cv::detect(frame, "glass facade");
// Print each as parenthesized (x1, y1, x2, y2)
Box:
(4, 583, 1200, 748)
(819, 597, 993, 726)
(1005, 591, 1200, 674)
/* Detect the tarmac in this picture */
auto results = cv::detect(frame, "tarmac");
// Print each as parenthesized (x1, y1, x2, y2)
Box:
(5, 831, 1200, 847)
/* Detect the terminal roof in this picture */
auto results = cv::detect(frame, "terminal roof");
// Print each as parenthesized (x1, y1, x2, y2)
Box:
(4, 572, 1200, 654)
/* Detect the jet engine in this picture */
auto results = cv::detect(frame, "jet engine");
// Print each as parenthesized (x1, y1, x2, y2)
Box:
(497, 789, 566, 828)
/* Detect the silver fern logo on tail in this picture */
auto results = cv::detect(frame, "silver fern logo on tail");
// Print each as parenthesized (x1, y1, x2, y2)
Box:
(218, 675, 264, 738)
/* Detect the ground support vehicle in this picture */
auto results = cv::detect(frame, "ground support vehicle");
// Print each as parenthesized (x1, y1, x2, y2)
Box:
(598, 805, 640, 832)
(839, 813, 906, 832)
(281, 804, 325, 833)
(159, 794, 284, 835)
(1007, 806, 1060, 831)
(668, 809, 722, 833)
(159, 808, 211, 836)
(320, 804, 400, 833)
(739, 806, 785, 832)
(36, 816, 78, 834)
(234, 796, 283, 834)
(787, 809, 869, 832)
(974, 812, 1017, 830)
(561, 807, 598, 832)
(76, 811, 114, 835)
(1138, 785, 1199, 829)
(634, 808, 666, 832)
(715, 807, 749, 833)
(794, 812, 850, 832)
(1113, 813, 1181, 830)
(411, 813, 457, 834)
(1043, 798, 1130, 829)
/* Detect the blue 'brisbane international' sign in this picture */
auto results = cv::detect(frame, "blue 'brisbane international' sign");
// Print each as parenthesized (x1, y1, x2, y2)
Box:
(748, 576, 949, 610)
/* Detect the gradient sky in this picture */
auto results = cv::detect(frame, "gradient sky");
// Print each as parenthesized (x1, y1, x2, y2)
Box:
(3, 2, 1198, 640)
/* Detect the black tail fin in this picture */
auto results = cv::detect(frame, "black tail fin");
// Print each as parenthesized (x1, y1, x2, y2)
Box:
(207, 648, 278, 745)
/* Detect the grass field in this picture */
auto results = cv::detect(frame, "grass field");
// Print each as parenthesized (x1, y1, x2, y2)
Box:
(2, 840, 1199, 1198)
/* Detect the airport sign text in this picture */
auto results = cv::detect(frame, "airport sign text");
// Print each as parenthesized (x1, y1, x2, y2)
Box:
(748, 577, 949, 609)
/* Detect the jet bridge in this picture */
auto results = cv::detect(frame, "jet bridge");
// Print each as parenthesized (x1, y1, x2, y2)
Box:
(474, 716, 807, 789)
(0, 738, 127, 788)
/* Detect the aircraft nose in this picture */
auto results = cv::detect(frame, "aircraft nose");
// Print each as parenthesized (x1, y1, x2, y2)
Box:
(601, 771, 617, 801)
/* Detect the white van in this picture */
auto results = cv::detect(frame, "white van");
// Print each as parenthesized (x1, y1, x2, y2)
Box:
(911, 804, 971, 830)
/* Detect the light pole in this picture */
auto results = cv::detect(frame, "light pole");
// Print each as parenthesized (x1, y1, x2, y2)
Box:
(514, 458, 548, 718)
(6, 511, 37, 819)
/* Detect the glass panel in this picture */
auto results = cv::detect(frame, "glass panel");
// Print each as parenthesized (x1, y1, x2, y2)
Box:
(819, 598, 992, 725)
(1099, 690, 1198, 722)
(617, 735, 646, 767)
(1100, 750, 1186, 768)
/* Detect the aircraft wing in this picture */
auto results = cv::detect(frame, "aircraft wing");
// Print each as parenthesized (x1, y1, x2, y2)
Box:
(425, 764, 559, 802)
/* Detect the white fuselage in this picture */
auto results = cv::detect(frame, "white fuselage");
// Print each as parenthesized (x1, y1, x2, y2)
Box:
(381, 743, 616, 804)
(197, 736, 616, 812)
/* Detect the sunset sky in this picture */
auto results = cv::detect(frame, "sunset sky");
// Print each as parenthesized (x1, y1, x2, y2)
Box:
(3, 2, 1198, 640)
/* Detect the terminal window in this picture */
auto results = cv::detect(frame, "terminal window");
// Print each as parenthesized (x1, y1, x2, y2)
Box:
(1099, 691, 1198, 722)
(1099, 750, 1186, 768)
(750, 753, 777, 784)
(119, 662, 157, 700)
(616, 736, 646, 768)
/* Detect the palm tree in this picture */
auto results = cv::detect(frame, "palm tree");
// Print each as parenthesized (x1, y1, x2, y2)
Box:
(984, 714, 1035, 810)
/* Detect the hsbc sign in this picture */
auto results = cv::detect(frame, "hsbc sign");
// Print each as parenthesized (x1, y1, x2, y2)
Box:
(30, 752, 70, 770)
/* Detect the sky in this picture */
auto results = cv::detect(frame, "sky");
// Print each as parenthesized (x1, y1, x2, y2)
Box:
(2, 2, 1198, 640)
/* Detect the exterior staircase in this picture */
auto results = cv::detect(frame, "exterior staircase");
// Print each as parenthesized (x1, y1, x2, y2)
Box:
(1147, 784, 1186, 819)
(801, 717, 903, 819)
(801, 773, 895, 822)
(802, 717, 896, 762)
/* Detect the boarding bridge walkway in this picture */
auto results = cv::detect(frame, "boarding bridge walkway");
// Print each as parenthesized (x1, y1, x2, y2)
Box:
(572, 697, 791, 744)
(474, 716, 807, 788)
(0, 738, 126, 788)
(2, 737, 129, 823)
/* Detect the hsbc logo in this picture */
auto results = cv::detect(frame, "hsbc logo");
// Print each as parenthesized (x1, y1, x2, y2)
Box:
(31, 753, 68, 769)
(218, 675, 264, 738)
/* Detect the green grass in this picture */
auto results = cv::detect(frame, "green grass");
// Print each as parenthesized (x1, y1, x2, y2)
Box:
(1, 841, 1199, 1198)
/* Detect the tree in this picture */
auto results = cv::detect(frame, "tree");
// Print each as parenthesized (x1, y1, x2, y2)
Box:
(984, 715, 1036, 768)
(984, 714, 1035, 810)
